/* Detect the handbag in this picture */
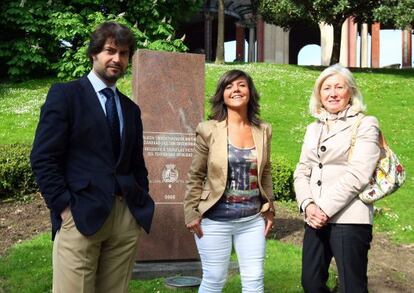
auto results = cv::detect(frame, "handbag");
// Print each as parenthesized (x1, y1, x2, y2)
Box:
(349, 115, 406, 204)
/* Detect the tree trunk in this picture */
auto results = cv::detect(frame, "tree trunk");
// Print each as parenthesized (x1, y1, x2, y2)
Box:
(215, 0, 225, 64)
(330, 22, 342, 65)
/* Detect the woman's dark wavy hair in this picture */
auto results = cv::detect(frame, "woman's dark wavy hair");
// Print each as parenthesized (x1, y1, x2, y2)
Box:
(87, 22, 136, 63)
(209, 69, 261, 126)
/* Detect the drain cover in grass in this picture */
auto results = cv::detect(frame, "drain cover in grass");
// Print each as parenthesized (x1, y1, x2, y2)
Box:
(164, 276, 201, 288)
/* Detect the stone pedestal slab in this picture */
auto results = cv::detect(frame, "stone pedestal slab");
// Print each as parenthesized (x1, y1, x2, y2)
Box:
(132, 49, 204, 261)
(132, 261, 239, 280)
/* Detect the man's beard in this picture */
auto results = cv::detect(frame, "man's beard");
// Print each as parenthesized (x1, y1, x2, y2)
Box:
(98, 66, 125, 84)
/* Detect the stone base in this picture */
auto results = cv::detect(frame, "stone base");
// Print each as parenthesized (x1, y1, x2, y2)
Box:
(132, 261, 202, 280)
(132, 260, 239, 280)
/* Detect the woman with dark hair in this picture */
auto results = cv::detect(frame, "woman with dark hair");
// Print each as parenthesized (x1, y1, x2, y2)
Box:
(184, 69, 275, 292)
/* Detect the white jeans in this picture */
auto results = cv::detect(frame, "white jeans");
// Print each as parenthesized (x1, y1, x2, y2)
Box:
(195, 215, 265, 293)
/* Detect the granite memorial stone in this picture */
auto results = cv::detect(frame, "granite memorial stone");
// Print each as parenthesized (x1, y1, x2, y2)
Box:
(132, 49, 204, 261)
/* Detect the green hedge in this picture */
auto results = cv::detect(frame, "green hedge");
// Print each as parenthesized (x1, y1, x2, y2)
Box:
(0, 144, 296, 202)
(271, 154, 296, 201)
(0, 144, 37, 200)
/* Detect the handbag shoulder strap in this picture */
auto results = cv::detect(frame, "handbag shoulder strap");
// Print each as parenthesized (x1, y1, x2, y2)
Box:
(348, 114, 364, 160)
(349, 114, 386, 161)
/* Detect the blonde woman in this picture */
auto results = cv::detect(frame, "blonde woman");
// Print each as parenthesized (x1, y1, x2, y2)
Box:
(294, 64, 381, 293)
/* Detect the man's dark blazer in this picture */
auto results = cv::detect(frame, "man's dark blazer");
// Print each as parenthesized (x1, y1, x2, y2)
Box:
(30, 76, 154, 239)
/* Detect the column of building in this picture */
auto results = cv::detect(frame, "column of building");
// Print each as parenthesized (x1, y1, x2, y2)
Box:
(340, 18, 349, 66)
(256, 16, 265, 62)
(360, 23, 369, 67)
(402, 27, 412, 68)
(347, 17, 357, 67)
(263, 23, 289, 63)
(204, 12, 411, 67)
(371, 23, 380, 68)
(246, 18, 256, 62)
(319, 23, 333, 66)
(235, 15, 263, 63)
(235, 22, 245, 61)
(234, 15, 267, 63)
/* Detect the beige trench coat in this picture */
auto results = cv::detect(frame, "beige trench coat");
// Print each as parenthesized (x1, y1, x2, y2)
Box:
(184, 119, 274, 225)
(294, 109, 380, 224)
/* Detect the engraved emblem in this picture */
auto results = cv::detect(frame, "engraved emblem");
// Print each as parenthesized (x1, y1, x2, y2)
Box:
(162, 164, 179, 183)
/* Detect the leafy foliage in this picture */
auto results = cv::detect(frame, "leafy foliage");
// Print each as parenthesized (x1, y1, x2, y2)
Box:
(259, 0, 382, 28)
(0, 144, 36, 199)
(258, 0, 382, 64)
(0, 0, 202, 80)
(271, 154, 295, 201)
(374, 0, 414, 29)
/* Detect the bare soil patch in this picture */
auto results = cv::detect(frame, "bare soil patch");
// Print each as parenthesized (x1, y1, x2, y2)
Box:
(1, 198, 413, 292)
(0, 193, 50, 256)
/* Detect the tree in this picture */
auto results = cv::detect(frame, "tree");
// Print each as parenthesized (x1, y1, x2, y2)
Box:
(215, 0, 225, 64)
(258, 0, 382, 65)
(374, 0, 414, 29)
(0, 0, 202, 80)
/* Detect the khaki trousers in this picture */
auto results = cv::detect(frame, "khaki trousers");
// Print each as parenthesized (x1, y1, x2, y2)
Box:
(52, 197, 141, 293)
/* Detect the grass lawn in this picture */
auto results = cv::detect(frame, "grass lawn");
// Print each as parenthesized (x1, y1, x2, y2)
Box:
(0, 232, 336, 292)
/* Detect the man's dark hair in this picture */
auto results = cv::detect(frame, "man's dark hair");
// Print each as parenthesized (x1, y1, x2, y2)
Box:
(209, 69, 261, 126)
(87, 22, 136, 62)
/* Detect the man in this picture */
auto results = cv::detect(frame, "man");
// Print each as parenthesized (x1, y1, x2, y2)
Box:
(30, 22, 154, 292)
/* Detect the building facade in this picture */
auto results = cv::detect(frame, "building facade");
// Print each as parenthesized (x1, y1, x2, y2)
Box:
(177, 0, 413, 68)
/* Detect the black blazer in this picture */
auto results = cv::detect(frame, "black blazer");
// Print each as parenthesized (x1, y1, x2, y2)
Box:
(30, 76, 154, 239)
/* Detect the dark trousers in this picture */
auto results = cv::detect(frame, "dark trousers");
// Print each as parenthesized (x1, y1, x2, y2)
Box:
(302, 223, 372, 293)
